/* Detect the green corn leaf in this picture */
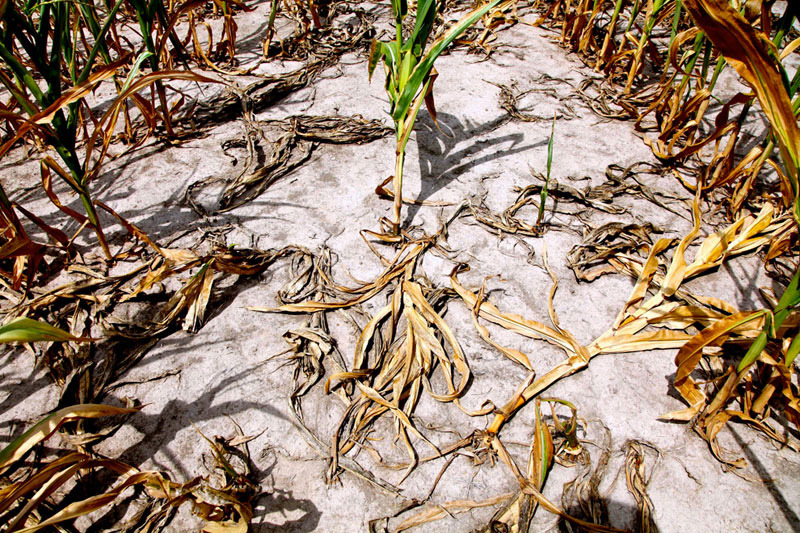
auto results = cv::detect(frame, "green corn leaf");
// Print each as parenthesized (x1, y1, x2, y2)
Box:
(380, 41, 401, 77)
(392, 0, 502, 122)
(532, 400, 553, 490)
(120, 50, 154, 94)
(786, 333, 800, 366)
(403, 0, 438, 56)
(371, 40, 401, 102)
(546, 113, 555, 179)
(537, 114, 556, 226)
(398, 51, 417, 92)
(78, 0, 126, 84)
(0, 317, 90, 344)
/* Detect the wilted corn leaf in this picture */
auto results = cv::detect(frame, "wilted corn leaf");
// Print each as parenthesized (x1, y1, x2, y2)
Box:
(395, 493, 515, 532)
(663, 310, 767, 421)
(266, 115, 392, 144)
(456, 202, 791, 436)
(490, 435, 625, 532)
(84, 70, 218, 180)
(183, 262, 215, 332)
(623, 440, 659, 533)
(682, 0, 800, 221)
(451, 265, 578, 356)
(13, 469, 158, 532)
(252, 240, 429, 313)
(492, 399, 553, 531)
(325, 275, 485, 482)
(121, 248, 201, 302)
(568, 222, 659, 281)
(0, 404, 140, 475)
(218, 130, 313, 211)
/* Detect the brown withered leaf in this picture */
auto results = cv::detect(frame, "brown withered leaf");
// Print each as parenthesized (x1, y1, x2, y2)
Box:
(261, 115, 392, 144)
(492, 76, 579, 123)
(623, 440, 660, 533)
(567, 222, 661, 281)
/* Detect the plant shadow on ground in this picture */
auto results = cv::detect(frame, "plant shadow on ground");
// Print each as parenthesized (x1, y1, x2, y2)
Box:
(728, 426, 800, 531)
(556, 498, 657, 533)
(81, 349, 318, 531)
(0, 350, 53, 423)
(84, 399, 321, 532)
(111, 347, 285, 475)
(405, 111, 543, 227)
(250, 448, 321, 532)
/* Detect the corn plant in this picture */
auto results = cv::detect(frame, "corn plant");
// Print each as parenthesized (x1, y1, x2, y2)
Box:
(658, 0, 800, 457)
(0, 0, 212, 262)
(0, 0, 134, 258)
(536, 114, 556, 226)
(126, 0, 174, 134)
(369, 0, 502, 235)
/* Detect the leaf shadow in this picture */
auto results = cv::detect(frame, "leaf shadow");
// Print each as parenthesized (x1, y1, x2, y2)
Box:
(405, 111, 544, 227)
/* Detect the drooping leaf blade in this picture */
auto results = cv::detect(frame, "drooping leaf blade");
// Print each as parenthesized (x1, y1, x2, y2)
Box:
(0, 404, 141, 475)
(0, 317, 89, 344)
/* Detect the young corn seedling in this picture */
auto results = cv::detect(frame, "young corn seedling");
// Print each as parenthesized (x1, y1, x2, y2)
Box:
(536, 114, 555, 226)
(369, 0, 502, 236)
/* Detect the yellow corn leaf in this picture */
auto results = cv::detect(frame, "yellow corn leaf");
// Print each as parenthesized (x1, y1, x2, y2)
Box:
(183, 262, 215, 332)
(355, 383, 440, 455)
(663, 310, 766, 420)
(470, 313, 534, 371)
(395, 493, 515, 532)
(0, 453, 84, 516)
(660, 192, 701, 297)
(684, 204, 778, 279)
(674, 310, 765, 384)
(0, 404, 140, 475)
(701, 410, 746, 468)
(451, 268, 575, 356)
(612, 238, 673, 329)
(17, 471, 167, 533)
(649, 304, 726, 330)
(203, 520, 248, 533)
(403, 281, 471, 399)
(591, 330, 693, 354)
(121, 248, 200, 302)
